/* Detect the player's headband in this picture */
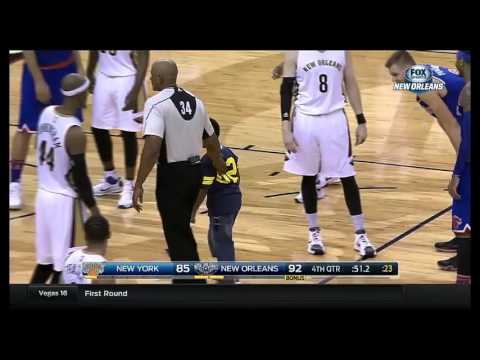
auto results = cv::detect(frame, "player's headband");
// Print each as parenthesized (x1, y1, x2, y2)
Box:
(61, 78, 90, 97)
(456, 51, 471, 64)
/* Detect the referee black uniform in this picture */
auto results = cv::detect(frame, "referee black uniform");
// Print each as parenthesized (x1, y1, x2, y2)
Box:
(143, 86, 217, 262)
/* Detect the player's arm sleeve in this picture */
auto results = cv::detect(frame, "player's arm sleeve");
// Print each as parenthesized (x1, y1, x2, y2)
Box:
(66, 126, 96, 209)
(280, 51, 298, 121)
(70, 155, 96, 209)
(143, 99, 165, 139)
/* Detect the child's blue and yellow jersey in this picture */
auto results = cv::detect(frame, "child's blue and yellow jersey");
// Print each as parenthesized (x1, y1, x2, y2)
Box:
(201, 146, 242, 216)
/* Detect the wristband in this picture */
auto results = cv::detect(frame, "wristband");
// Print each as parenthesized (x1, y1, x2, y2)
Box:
(356, 113, 366, 125)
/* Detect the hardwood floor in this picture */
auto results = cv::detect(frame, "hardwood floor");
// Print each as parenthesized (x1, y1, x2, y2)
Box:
(9, 51, 459, 284)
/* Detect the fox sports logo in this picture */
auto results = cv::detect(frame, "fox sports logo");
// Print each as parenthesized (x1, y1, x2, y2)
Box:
(405, 65, 432, 83)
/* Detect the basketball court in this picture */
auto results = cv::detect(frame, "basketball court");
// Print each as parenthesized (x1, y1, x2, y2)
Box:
(9, 50, 458, 284)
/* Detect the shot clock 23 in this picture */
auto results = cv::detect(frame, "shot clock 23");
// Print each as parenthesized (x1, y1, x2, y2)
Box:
(382, 263, 394, 273)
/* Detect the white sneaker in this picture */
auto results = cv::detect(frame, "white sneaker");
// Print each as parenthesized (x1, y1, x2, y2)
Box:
(118, 182, 134, 209)
(316, 176, 327, 189)
(354, 233, 376, 258)
(9, 182, 22, 210)
(308, 227, 325, 255)
(325, 177, 341, 185)
(93, 176, 123, 197)
(294, 188, 326, 204)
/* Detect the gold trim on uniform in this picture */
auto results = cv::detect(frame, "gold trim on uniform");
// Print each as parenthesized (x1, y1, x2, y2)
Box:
(202, 176, 215, 185)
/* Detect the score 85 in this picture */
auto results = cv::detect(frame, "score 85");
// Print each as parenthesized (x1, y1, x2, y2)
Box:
(176, 264, 191, 273)
(288, 264, 302, 273)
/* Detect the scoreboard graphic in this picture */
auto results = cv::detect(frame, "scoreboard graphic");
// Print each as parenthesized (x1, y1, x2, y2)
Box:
(83, 261, 399, 280)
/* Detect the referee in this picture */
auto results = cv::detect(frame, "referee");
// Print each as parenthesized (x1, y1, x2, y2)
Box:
(133, 60, 226, 275)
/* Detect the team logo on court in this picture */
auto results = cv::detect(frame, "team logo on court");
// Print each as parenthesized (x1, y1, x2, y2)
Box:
(393, 65, 445, 94)
(194, 262, 219, 275)
(82, 262, 105, 279)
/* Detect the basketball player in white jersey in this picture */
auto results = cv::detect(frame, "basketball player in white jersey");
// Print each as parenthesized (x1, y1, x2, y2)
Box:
(63, 215, 113, 284)
(272, 62, 342, 203)
(31, 73, 102, 284)
(280, 51, 376, 258)
(87, 50, 150, 209)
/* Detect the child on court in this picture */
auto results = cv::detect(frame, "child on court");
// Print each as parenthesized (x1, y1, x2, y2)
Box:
(191, 118, 242, 266)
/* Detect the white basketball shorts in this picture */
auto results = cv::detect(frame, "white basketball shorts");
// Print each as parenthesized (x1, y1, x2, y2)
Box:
(35, 189, 84, 272)
(91, 72, 144, 132)
(284, 109, 355, 178)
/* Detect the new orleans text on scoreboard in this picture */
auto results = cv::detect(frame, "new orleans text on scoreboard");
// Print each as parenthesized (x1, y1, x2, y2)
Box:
(82, 262, 399, 280)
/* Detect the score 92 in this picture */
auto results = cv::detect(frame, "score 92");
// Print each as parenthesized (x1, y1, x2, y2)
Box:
(176, 264, 190, 273)
(288, 264, 302, 273)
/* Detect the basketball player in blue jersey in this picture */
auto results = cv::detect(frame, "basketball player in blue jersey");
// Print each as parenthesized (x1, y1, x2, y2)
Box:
(448, 51, 470, 285)
(10, 51, 84, 210)
(385, 50, 464, 270)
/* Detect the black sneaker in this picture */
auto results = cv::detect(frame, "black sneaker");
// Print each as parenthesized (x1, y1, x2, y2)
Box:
(437, 255, 458, 271)
(434, 238, 460, 253)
